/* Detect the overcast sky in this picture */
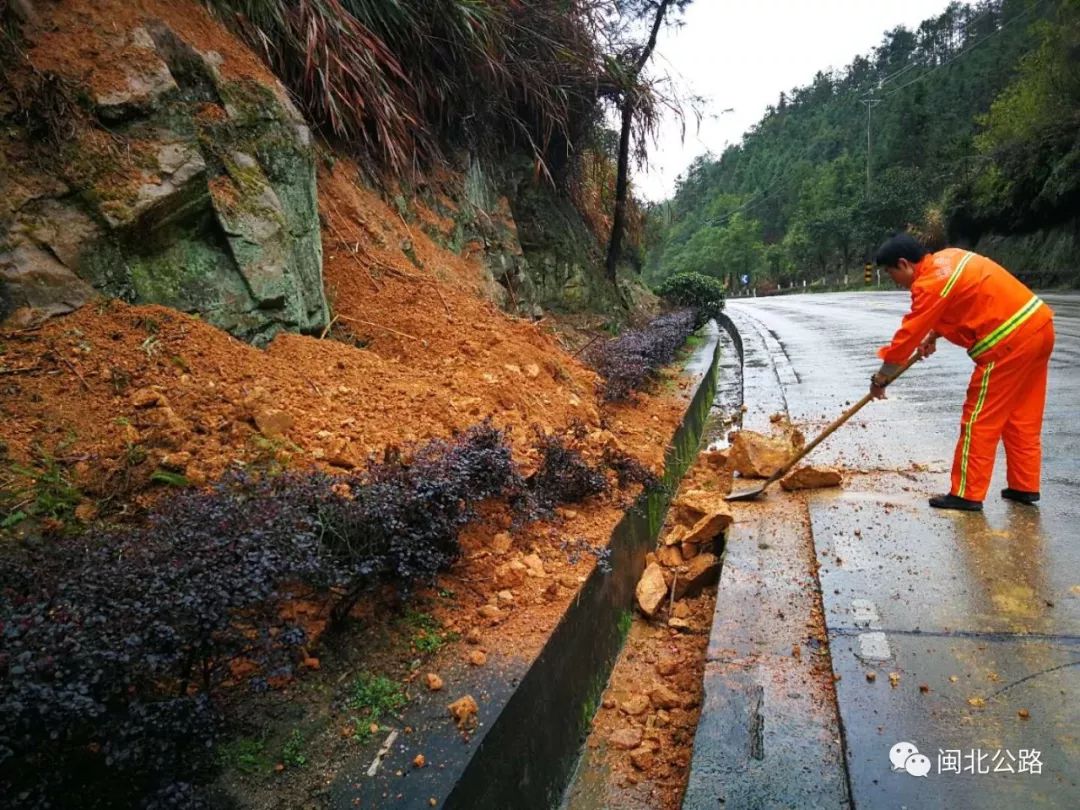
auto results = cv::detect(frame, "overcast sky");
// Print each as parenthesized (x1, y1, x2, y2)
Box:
(637, 0, 955, 201)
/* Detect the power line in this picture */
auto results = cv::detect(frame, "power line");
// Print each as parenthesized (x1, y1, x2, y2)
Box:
(877, 0, 1046, 97)
(875, 1, 1013, 89)
(702, 169, 790, 227)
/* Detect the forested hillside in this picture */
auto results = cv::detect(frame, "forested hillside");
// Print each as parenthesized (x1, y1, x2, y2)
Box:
(646, 0, 1080, 290)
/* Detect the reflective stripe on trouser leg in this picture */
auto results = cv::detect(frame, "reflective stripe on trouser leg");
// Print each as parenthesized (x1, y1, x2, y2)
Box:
(1001, 323, 1055, 492)
(957, 362, 994, 498)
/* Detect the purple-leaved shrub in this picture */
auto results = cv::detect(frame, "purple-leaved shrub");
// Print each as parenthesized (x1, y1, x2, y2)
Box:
(0, 418, 652, 807)
(0, 423, 519, 809)
(585, 309, 697, 401)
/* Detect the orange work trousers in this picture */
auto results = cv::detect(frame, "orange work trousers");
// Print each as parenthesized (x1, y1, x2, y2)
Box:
(952, 320, 1055, 501)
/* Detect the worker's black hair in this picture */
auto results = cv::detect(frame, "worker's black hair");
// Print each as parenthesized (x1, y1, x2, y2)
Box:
(874, 233, 929, 267)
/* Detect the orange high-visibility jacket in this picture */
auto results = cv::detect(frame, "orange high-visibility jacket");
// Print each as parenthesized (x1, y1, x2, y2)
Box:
(878, 248, 1053, 365)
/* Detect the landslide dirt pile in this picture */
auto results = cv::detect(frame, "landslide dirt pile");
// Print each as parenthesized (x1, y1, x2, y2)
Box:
(0, 4, 697, 807)
(1, 0, 684, 522)
(0, 155, 681, 521)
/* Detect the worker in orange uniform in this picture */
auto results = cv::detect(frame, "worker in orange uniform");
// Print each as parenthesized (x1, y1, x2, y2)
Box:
(870, 233, 1054, 511)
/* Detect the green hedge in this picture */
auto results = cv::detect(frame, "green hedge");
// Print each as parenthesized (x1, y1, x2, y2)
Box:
(654, 272, 725, 326)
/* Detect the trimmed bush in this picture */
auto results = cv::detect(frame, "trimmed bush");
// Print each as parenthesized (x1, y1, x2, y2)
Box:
(528, 431, 608, 510)
(0, 424, 519, 808)
(0, 419, 652, 806)
(654, 272, 726, 327)
(585, 309, 698, 401)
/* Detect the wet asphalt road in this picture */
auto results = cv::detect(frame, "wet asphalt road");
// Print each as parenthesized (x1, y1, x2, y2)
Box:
(727, 292, 1079, 809)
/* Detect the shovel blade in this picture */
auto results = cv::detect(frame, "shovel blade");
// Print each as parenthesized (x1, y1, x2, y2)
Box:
(725, 484, 768, 502)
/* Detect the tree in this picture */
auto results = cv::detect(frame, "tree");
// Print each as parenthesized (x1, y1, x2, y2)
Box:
(644, 0, 1058, 288)
(668, 212, 765, 286)
(965, 0, 1080, 229)
(715, 213, 766, 283)
(669, 226, 728, 278)
(605, 0, 692, 281)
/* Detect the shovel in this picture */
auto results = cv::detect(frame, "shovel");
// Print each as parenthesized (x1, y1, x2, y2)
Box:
(725, 353, 920, 502)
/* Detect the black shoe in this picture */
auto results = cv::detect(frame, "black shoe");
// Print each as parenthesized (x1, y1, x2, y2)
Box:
(1001, 488, 1040, 505)
(929, 494, 983, 511)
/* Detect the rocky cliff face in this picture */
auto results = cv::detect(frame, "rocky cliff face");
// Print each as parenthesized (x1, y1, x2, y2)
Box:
(2, 0, 643, 344)
(1, 5, 327, 344)
(425, 155, 647, 320)
(971, 221, 1080, 288)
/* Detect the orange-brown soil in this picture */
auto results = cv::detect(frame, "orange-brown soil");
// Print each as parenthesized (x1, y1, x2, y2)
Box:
(28, 0, 279, 95)
(0, 155, 681, 510)
(0, 152, 691, 809)
(2, 3, 700, 803)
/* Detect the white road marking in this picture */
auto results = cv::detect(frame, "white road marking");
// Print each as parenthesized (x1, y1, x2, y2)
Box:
(857, 631, 893, 662)
(851, 599, 881, 629)
(851, 598, 891, 661)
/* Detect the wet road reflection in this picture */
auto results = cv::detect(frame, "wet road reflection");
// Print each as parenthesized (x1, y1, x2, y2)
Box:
(727, 293, 1080, 809)
(953, 507, 1051, 634)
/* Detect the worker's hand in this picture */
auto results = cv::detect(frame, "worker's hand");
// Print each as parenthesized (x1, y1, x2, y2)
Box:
(869, 372, 888, 400)
(917, 334, 938, 359)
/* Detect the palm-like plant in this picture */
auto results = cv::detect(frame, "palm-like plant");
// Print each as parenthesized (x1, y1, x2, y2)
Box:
(207, 0, 614, 182)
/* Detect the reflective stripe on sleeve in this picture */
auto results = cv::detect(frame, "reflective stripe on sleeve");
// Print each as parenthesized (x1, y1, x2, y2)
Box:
(940, 251, 974, 298)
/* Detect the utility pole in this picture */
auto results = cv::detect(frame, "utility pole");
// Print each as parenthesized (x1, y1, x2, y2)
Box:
(861, 96, 881, 199)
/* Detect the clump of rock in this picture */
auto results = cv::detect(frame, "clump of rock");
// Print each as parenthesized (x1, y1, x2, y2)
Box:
(672, 552, 721, 600)
(448, 695, 479, 731)
(635, 476, 730, 617)
(780, 466, 843, 491)
(635, 563, 668, 618)
(727, 430, 795, 478)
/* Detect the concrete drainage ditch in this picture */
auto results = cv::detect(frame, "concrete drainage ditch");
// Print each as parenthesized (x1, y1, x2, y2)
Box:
(559, 316, 745, 809)
(330, 319, 732, 808)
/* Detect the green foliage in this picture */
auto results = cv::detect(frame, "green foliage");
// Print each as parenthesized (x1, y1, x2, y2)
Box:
(207, 0, 612, 183)
(403, 609, 439, 632)
(282, 729, 307, 768)
(654, 272, 725, 325)
(962, 0, 1080, 230)
(412, 629, 445, 654)
(348, 674, 408, 725)
(648, 0, 1067, 286)
(403, 609, 455, 653)
(1, 453, 83, 530)
(218, 737, 272, 775)
(150, 469, 190, 488)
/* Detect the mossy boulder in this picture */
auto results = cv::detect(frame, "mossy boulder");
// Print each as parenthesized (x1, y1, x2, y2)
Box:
(0, 20, 327, 345)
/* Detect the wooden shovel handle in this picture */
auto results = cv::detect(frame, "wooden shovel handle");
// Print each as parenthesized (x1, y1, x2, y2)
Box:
(759, 352, 921, 488)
